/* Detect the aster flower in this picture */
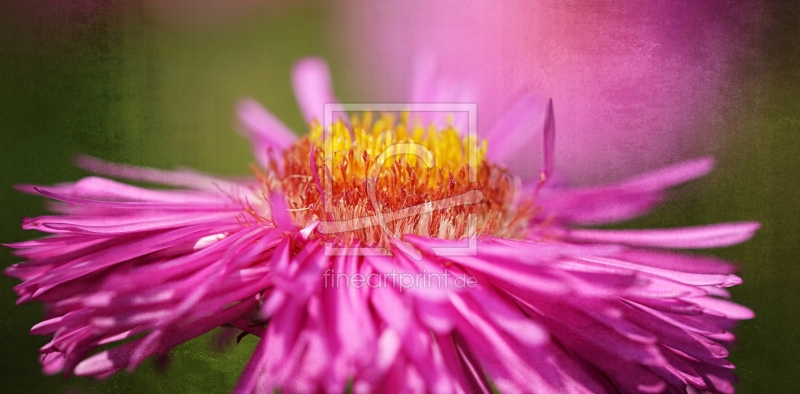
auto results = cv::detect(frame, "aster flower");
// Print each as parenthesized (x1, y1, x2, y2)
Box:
(6, 58, 758, 393)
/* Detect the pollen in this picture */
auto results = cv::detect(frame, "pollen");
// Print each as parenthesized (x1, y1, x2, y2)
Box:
(255, 112, 534, 249)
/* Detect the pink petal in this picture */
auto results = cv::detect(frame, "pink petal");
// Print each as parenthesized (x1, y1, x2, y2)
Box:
(292, 57, 340, 124)
(75, 155, 239, 192)
(74, 298, 255, 376)
(537, 157, 715, 225)
(566, 222, 760, 249)
(236, 98, 297, 167)
(484, 93, 546, 181)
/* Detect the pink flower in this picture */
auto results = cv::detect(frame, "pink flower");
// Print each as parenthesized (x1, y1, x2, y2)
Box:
(6, 58, 757, 393)
(340, 0, 763, 183)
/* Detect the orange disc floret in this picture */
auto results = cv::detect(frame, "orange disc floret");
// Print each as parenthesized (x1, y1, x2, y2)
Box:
(256, 112, 533, 248)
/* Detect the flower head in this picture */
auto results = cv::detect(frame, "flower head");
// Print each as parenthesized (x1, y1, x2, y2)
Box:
(6, 57, 757, 393)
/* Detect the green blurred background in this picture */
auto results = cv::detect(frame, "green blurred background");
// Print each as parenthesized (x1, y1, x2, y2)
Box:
(0, 0, 797, 392)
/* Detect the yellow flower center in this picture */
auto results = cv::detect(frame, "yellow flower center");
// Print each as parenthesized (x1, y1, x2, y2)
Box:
(257, 112, 533, 248)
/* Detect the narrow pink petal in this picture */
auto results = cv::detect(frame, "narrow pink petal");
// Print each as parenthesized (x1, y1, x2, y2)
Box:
(30, 213, 235, 235)
(620, 156, 714, 191)
(537, 187, 663, 225)
(623, 305, 729, 359)
(31, 314, 71, 335)
(292, 57, 339, 123)
(232, 337, 268, 394)
(405, 236, 571, 295)
(658, 350, 708, 389)
(459, 286, 548, 347)
(690, 297, 755, 320)
(452, 339, 493, 394)
(236, 98, 297, 167)
(372, 329, 402, 379)
(536, 157, 715, 225)
(40, 352, 66, 375)
(28, 224, 235, 297)
(406, 55, 474, 133)
(484, 93, 545, 181)
(578, 256, 742, 287)
(326, 255, 377, 372)
(74, 298, 255, 376)
(32, 187, 237, 211)
(70, 176, 235, 203)
(449, 299, 553, 393)
(566, 222, 760, 249)
(25, 212, 224, 231)
(616, 249, 736, 275)
(414, 299, 457, 334)
(542, 98, 555, 182)
(517, 297, 663, 364)
(269, 192, 296, 230)
(626, 297, 703, 316)
(75, 155, 239, 191)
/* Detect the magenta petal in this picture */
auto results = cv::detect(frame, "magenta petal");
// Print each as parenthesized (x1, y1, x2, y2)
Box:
(28, 212, 235, 235)
(578, 256, 742, 287)
(690, 297, 755, 320)
(232, 336, 268, 394)
(40, 352, 66, 375)
(617, 249, 736, 275)
(536, 157, 715, 225)
(74, 298, 256, 377)
(484, 93, 546, 181)
(32, 186, 234, 211)
(269, 192, 296, 231)
(406, 55, 474, 132)
(291, 57, 340, 123)
(566, 222, 760, 249)
(74, 155, 240, 192)
(619, 156, 715, 191)
(541, 98, 555, 182)
(236, 98, 297, 167)
(29, 176, 234, 205)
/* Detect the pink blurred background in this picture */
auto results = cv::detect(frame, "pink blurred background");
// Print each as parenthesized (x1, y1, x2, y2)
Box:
(338, 0, 764, 183)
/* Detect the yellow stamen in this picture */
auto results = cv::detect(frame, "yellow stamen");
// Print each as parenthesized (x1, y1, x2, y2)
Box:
(257, 112, 532, 249)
